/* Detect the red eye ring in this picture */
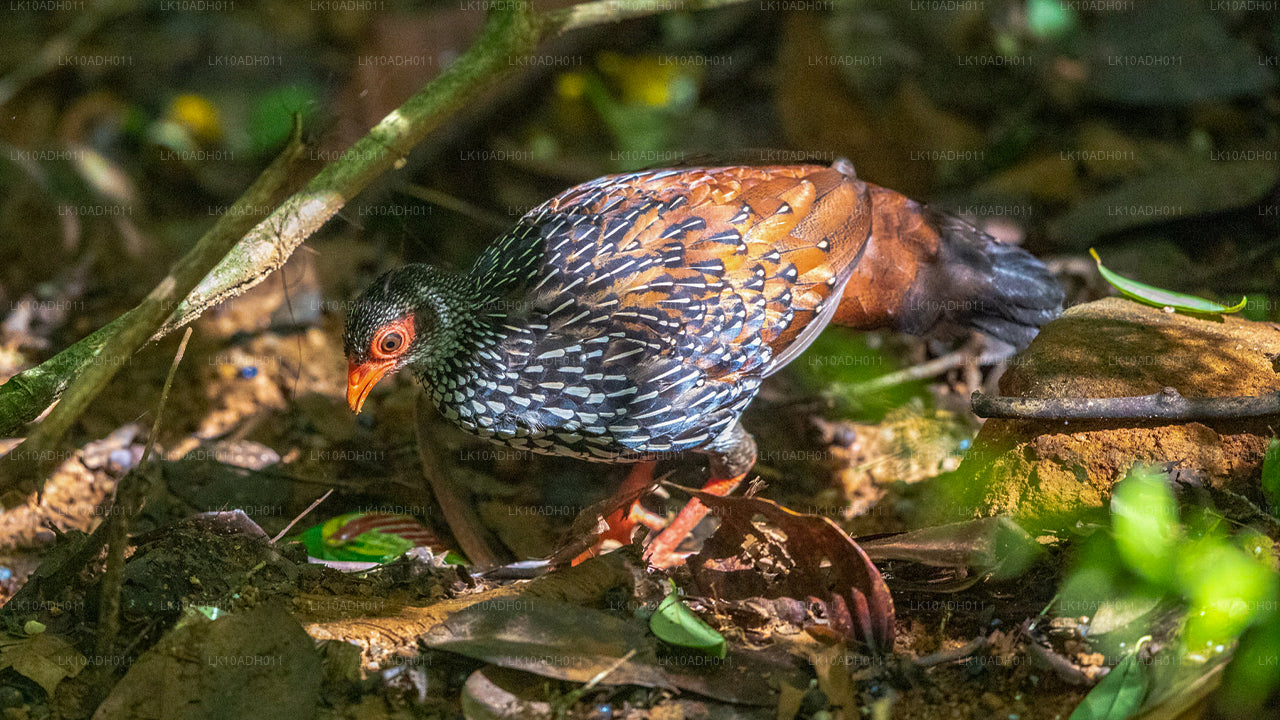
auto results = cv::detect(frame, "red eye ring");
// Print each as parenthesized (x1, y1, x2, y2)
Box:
(371, 319, 413, 360)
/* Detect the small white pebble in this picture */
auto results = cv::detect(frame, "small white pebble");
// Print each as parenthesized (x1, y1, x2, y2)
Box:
(108, 448, 134, 471)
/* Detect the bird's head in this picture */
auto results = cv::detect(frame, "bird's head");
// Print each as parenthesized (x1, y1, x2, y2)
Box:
(343, 265, 468, 413)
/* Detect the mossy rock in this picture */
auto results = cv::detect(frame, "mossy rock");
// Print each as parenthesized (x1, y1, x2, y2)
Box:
(917, 298, 1280, 530)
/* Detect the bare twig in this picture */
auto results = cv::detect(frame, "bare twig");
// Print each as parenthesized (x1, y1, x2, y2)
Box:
(138, 328, 192, 466)
(834, 348, 1014, 397)
(396, 182, 511, 230)
(913, 635, 988, 668)
(95, 327, 193, 657)
(972, 387, 1280, 421)
(272, 488, 334, 544)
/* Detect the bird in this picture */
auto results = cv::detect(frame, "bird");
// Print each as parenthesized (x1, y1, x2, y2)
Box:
(343, 159, 1063, 568)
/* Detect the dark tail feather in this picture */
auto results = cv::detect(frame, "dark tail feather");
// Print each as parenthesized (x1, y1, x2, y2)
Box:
(832, 185, 1064, 348)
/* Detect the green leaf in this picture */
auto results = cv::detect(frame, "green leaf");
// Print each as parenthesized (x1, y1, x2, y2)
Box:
(293, 512, 418, 563)
(1026, 0, 1076, 39)
(1178, 536, 1279, 650)
(1069, 645, 1150, 720)
(649, 583, 726, 659)
(1262, 438, 1280, 518)
(1090, 248, 1246, 314)
(190, 605, 225, 621)
(1111, 465, 1178, 587)
(1217, 611, 1280, 718)
(441, 551, 470, 566)
(249, 84, 319, 156)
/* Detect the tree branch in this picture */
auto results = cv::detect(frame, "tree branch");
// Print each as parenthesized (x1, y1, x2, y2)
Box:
(545, 0, 754, 33)
(971, 388, 1280, 421)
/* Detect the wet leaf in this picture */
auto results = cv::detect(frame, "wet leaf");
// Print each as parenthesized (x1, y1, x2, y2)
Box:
(1052, 157, 1279, 246)
(1068, 646, 1149, 720)
(93, 604, 321, 720)
(423, 596, 806, 706)
(1087, 596, 1162, 637)
(860, 516, 1041, 580)
(461, 665, 552, 720)
(1091, 249, 1246, 315)
(650, 582, 726, 659)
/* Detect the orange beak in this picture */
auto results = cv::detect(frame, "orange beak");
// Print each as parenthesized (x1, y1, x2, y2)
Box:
(346, 359, 396, 413)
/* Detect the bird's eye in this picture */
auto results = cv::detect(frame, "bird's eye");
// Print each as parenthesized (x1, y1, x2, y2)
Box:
(378, 331, 403, 354)
(369, 319, 414, 360)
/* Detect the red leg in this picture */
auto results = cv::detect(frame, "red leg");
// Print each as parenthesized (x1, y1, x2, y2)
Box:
(571, 461, 658, 565)
(573, 424, 758, 569)
(643, 472, 746, 569)
(644, 422, 758, 569)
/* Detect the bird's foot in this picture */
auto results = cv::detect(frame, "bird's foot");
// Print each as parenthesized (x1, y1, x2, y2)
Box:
(569, 466, 747, 570)
(570, 500, 663, 565)
(570, 462, 661, 566)
(642, 472, 746, 569)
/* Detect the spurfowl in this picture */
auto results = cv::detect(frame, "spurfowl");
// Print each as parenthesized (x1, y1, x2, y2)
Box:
(344, 160, 1063, 567)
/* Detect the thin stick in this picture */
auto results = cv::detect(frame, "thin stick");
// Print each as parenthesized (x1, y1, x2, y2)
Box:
(396, 183, 511, 230)
(581, 648, 638, 692)
(139, 328, 192, 465)
(95, 327, 193, 657)
(913, 635, 988, 668)
(548, 0, 749, 33)
(272, 488, 334, 544)
(834, 348, 1014, 397)
(972, 387, 1280, 421)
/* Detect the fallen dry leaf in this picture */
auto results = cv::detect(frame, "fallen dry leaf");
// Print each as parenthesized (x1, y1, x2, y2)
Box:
(0, 631, 85, 695)
(684, 491, 895, 654)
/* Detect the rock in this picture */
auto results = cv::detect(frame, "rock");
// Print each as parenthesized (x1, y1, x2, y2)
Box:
(920, 298, 1280, 529)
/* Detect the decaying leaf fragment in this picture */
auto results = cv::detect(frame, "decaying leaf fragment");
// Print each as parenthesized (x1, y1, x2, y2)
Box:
(685, 492, 895, 653)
